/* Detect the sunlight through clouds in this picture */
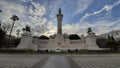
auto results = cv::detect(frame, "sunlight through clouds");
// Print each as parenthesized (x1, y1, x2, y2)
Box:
(0, 0, 120, 36)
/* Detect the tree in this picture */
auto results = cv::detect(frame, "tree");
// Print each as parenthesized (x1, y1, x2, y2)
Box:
(39, 35, 49, 40)
(0, 10, 11, 34)
(0, 22, 11, 34)
(16, 29, 20, 38)
(0, 24, 5, 48)
(9, 15, 19, 40)
(0, 27, 5, 39)
(69, 34, 81, 40)
(96, 38, 107, 48)
(108, 35, 111, 39)
(106, 36, 117, 51)
(111, 36, 115, 40)
(106, 39, 116, 51)
(96, 37, 119, 51)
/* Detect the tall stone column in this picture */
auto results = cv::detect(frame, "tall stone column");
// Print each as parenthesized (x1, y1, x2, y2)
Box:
(57, 8, 63, 35)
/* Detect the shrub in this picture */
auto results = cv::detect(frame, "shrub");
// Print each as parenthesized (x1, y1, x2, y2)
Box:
(96, 38, 107, 48)
(45, 49, 48, 53)
(75, 49, 78, 52)
(69, 34, 81, 40)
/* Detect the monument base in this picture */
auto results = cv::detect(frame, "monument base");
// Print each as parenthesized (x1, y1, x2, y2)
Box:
(17, 35, 37, 51)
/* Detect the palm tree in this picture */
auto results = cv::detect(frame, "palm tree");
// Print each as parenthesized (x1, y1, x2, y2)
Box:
(9, 15, 19, 40)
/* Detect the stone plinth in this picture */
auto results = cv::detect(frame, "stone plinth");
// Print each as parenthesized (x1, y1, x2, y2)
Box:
(86, 32, 108, 50)
(17, 33, 37, 51)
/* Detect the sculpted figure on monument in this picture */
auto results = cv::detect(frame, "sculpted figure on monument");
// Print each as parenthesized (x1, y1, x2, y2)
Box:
(22, 25, 31, 36)
(87, 27, 92, 34)
(22, 25, 31, 32)
(25, 25, 31, 32)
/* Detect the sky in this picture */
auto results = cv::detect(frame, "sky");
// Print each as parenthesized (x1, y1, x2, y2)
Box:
(0, 0, 120, 36)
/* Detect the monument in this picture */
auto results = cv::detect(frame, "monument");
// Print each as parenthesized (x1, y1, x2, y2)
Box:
(47, 8, 66, 52)
(17, 8, 108, 51)
(86, 27, 102, 50)
(17, 25, 37, 51)
(57, 8, 63, 35)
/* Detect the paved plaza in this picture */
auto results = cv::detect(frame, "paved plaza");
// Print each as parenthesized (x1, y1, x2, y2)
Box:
(0, 54, 120, 68)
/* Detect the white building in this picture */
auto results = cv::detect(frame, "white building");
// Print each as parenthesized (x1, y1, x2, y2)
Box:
(100, 30, 120, 40)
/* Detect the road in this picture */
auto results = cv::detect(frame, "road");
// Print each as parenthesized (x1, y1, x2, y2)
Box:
(0, 54, 120, 68)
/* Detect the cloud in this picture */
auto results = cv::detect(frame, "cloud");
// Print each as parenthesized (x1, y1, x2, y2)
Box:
(20, 0, 32, 2)
(93, 19, 120, 35)
(33, 21, 56, 36)
(27, 1, 49, 36)
(0, 0, 120, 37)
(62, 18, 120, 36)
(63, 22, 91, 36)
(62, 0, 120, 36)
(43, 21, 57, 36)
(0, 0, 48, 36)
(94, 0, 120, 15)
(0, 0, 28, 36)
(75, 0, 93, 14)
(30, 2, 46, 16)
(80, 0, 120, 23)
(0, 0, 26, 14)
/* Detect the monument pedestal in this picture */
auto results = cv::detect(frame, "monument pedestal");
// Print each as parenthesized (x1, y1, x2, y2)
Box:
(86, 35, 100, 50)
(48, 34, 64, 52)
(86, 32, 107, 50)
(17, 33, 37, 51)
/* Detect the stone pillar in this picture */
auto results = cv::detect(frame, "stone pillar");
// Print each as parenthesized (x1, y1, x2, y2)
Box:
(17, 32, 37, 51)
(57, 8, 63, 35)
(86, 32, 102, 50)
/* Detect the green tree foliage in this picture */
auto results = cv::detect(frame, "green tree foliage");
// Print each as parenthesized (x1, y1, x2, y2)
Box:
(69, 34, 81, 40)
(0, 28, 5, 39)
(11, 38, 21, 47)
(0, 27, 5, 48)
(39, 35, 49, 40)
(2, 38, 21, 48)
(106, 39, 116, 51)
(16, 29, 20, 37)
(96, 37, 120, 51)
(96, 38, 107, 48)
(9, 15, 19, 40)
(33, 36, 39, 38)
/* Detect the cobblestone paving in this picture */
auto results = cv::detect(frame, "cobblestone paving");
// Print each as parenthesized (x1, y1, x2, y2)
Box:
(73, 56, 120, 68)
(0, 57, 41, 68)
(1, 54, 120, 68)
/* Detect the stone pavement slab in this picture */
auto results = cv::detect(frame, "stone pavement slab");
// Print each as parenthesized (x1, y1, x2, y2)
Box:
(72, 56, 120, 68)
(0, 54, 120, 68)
(42, 55, 70, 68)
(0, 57, 41, 68)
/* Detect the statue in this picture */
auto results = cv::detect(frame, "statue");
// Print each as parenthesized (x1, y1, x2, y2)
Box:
(22, 25, 31, 36)
(87, 27, 92, 34)
(22, 28, 25, 31)
(25, 25, 31, 32)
